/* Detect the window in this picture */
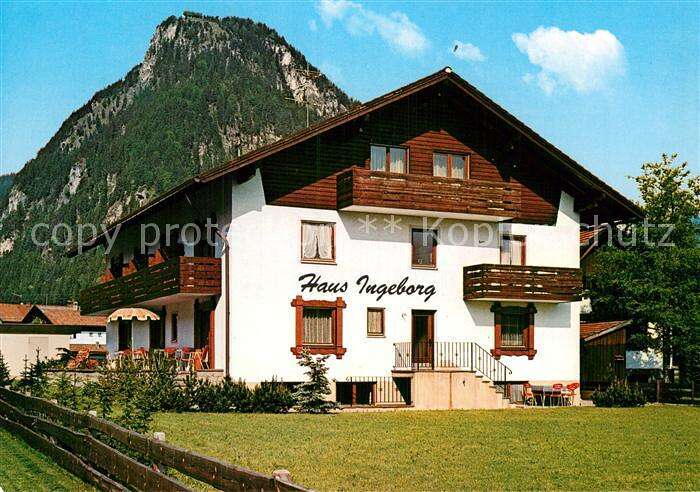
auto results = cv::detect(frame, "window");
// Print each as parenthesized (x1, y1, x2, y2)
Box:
(367, 308, 385, 337)
(303, 308, 334, 345)
(501, 313, 526, 347)
(109, 254, 123, 279)
(490, 303, 537, 359)
(170, 313, 178, 343)
(133, 248, 149, 270)
(433, 152, 469, 179)
(500, 235, 525, 266)
(411, 229, 438, 268)
(301, 221, 335, 263)
(370, 145, 408, 173)
(291, 296, 347, 358)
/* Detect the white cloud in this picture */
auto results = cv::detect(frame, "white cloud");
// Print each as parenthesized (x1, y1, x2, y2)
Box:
(316, 0, 428, 56)
(512, 26, 625, 94)
(451, 41, 485, 62)
(308, 19, 318, 32)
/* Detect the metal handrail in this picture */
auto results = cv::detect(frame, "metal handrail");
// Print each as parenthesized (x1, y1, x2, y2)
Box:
(393, 341, 512, 391)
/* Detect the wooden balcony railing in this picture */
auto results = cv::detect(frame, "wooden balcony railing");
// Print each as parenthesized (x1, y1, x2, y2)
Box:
(463, 264, 582, 302)
(80, 257, 221, 315)
(337, 168, 521, 218)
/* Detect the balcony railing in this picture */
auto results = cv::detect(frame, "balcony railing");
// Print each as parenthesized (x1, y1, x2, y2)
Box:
(337, 168, 521, 218)
(393, 341, 511, 388)
(80, 256, 221, 315)
(463, 264, 582, 302)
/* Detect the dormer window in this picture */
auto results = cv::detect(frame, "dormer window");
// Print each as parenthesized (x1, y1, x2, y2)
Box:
(370, 145, 407, 173)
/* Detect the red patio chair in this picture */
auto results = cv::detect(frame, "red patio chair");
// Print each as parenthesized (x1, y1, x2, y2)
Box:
(522, 383, 536, 406)
(200, 346, 210, 370)
(164, 347, 177, 358)
(551, 383, 564, 406)
(563, 382, 580, 406)
(67, 349, 90, 369)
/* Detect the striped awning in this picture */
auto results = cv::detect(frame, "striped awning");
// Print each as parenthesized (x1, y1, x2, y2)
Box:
(107, 308, 160, 322)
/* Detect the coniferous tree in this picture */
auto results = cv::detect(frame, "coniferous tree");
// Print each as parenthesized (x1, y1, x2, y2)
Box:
(292, 349, 338, 414)
(0, 351, 10, 387)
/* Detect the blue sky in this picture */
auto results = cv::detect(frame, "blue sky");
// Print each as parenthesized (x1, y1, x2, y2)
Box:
(1, 1, 698, 200)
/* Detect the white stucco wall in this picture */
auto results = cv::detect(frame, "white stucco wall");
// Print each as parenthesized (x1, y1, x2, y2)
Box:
(0, 334, 70, 376)
(224, 170, 581, 384)
(70, 330, 106, 345)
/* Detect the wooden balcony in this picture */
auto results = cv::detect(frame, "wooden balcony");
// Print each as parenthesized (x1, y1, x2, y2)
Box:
(337, 168, 521, 220)
(80, 257, 221, 315)
(463, 264, 582, 302)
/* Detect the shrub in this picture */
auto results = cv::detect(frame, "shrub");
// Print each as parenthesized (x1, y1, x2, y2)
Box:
(0, 351, 10, 387)
(251, 378, 294, 413)
(292, 349, 338, 414)
(219, 377, 253, 413)
(13, 349, 49, 397)
(592, 378, 647, 407)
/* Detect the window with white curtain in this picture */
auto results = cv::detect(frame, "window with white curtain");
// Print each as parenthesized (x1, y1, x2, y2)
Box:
(433, 152, 469, 179)
(302, 307, 334, 345)
(301, 221, 335, 262)
(367, 308, 385, 336)
(500, 235, 525, 265)
(370, 145, 408, 173)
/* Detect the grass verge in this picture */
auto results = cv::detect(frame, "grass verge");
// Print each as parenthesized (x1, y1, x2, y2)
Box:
(0, 427, 91, 491)
(154, 406, 700, 491)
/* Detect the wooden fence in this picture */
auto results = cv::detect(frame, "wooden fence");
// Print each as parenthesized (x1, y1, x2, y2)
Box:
(0, 387, 309, 491)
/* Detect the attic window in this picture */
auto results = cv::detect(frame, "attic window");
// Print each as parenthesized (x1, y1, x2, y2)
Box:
(370, 145, 407, 173)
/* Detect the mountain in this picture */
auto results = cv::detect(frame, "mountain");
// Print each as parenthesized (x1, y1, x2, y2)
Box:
(0, 12, 354, 303)
(0, 174, 13, 204)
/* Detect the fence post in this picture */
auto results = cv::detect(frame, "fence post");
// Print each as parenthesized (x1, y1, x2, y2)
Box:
(153, 432, 166, 474)
(656, 379, 662, 403)
(273, 469, 292, 483)
(692, 381, 696, 405)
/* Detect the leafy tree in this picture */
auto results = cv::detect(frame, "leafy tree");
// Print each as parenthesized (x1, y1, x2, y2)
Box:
(632, 153, 700, 248)
(0, 351, 11, 387)
(292, 349, 338, 414)
(587, 154, 700, 382)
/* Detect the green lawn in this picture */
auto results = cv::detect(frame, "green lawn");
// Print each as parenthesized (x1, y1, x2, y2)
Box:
(154, 406, 700, 491)
(0, 428, 91, 492)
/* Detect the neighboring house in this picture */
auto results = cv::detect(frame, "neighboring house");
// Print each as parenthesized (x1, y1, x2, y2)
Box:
(0, 303, 106, 375)
(580, 320, 663, 390)
(74, 68, 640, 409)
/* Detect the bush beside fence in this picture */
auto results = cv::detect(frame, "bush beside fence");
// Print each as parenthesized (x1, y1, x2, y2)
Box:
(0, 387, 309, 491)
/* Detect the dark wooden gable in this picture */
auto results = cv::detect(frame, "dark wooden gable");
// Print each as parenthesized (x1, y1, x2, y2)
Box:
(257, 80, 565, 225)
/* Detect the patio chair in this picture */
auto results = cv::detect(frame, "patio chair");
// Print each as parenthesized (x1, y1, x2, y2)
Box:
(181, 348, 196, 372)
(200, 346, 210, 370)
(563, 382, 580, 406)
(67, 349, 90, 369)
(550, 383, 564, 406)
(522, 383, 536, 406)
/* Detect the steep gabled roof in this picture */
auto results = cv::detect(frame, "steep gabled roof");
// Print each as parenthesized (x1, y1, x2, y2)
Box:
(0, 303, 32, 323)
(34, 305, 106, 328)
(69, 67, 642, 254)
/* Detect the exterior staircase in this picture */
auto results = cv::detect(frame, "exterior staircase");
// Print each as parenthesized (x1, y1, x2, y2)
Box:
(393, 341, 517, 410)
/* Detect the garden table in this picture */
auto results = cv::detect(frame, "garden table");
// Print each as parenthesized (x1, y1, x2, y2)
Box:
(532, 385, 555, 406)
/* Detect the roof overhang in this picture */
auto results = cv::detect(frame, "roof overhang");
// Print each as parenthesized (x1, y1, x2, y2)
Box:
(0, 324, 101, 335)
(67, 67, 642, 256)
(582, 320, 633, 342)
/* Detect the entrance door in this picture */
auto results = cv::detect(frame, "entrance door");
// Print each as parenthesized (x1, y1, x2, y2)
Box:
(118, 320, 132, 351)
(149, 310, 165, 349)
(411, 311, 434, 369)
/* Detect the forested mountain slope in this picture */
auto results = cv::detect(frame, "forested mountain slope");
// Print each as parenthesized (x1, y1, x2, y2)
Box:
(0, 12, 354, 303)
